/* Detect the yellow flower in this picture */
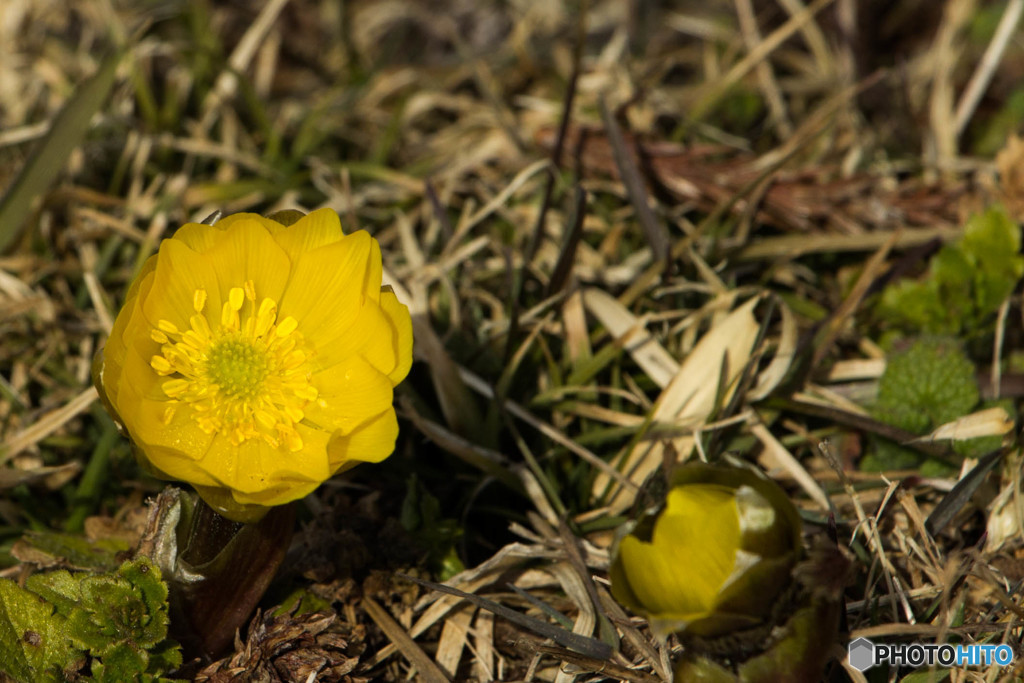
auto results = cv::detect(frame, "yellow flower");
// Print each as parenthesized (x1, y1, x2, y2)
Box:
(610, 464, 801, 638)
(97, 209, 412, 520)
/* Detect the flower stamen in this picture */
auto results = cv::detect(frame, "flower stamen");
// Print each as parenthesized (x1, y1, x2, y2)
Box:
(149, 285, 318, 450)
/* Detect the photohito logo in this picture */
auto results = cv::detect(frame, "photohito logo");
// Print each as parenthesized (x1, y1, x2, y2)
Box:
(848, 637, 1014, 671)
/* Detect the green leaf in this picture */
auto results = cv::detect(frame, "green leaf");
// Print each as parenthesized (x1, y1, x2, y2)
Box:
(400, 474, 464, 577)
(68, 559, 170, 656)
(0, 557, 180, 682)
(271, 588, 332, 618)
(116, 558, 170, 633)
(961, 206, 1024, 313)
(877, 280, 948, 333)
(90, 641, 149, 680)
(930, 246, 974, 331)
(0, 579, 82, 682)
(859, 441, 930, 473)
(866, 338, 980, 472)
(144, 639, 183, 677)
(25, 570, 86, 617)
(875, 338, 978, 431)
(875, 206, 1024, 336)
(20, 530, 130, 571)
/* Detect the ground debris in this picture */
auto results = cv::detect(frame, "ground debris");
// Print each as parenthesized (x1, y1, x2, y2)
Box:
(194, 606, 364, 683)
(539, 125, 972, 237)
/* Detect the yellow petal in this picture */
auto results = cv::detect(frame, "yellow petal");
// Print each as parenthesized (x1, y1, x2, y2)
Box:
(380, 288, 413, 384)
(290, 423, 333, 481)
(115, 389, 220, 488)
(303, 289, 410, 382)
(197, 436, 272, 494)
(311, 301, 395, 374)
(362, 234, 383, 304)
(618, 533, 710, 619)
(102, 264, 156, 405)
(116, 343, 171, 407)
(136, 441, 222, 488)
(306, 355, 394, 434)
(202, 218, 291, 307)
(198, 427, 330, 495)
(111, 336, 170, 448)
(260, 423, 334, 485)
(168, 212, 286, 255)
(229, 479, 321, 507)
(130, 394, 214, 455)
(108, 255, 158, 354)
(113, 344, 221, 484)
(170, 222, 226, 253)
(326, 408, 399, 469)
(354, 302, 403, 380)
(619, 485, 739, 617)
(278, 231, 374, 344)
(141, 238, 222, 334)
(203, 213, 286, 241)
(271, 207, 347, 261)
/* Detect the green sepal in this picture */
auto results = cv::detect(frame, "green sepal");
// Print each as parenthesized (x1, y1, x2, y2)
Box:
(263, 209, 307, 226)
(191, 483, 270, 523)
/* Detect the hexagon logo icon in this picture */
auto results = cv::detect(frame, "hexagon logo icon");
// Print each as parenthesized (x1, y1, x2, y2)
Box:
(848, 637, 875, 671)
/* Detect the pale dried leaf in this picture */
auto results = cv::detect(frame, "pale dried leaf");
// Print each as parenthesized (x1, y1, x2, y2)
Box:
(0, 462, 80, 490)
(751, 421, 830, 511)
(826, 358, 887, 382)
(595, 297, 763, 513)
(435, 603, 475, 678)
(582, 287, 679, 388)
(748, 297, 797, 401)
(1, 387, 97, 464)
(909, 407, 1015, 444)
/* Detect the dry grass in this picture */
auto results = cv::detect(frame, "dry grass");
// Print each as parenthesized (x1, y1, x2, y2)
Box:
(3, 0, 1024, 681)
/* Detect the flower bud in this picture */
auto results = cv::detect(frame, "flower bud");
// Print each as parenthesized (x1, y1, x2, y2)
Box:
(610, 464, 802, 638)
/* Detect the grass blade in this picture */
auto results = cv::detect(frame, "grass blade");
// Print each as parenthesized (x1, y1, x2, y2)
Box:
(0, 50, 122, 254)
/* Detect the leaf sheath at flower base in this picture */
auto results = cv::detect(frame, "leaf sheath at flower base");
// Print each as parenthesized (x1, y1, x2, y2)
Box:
(135, 487, 294, 660)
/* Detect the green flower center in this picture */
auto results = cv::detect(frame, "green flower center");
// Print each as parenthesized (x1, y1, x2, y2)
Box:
(205, 337, 269, 400)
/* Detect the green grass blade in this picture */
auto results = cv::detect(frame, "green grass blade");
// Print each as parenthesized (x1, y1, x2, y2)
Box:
(0, 50, 122, 254)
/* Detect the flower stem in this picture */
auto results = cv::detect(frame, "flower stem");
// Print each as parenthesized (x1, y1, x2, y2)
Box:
(137, 488, 294, 660)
